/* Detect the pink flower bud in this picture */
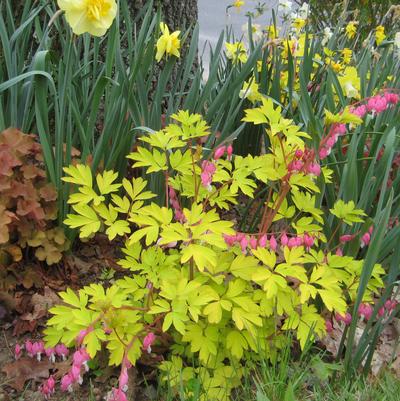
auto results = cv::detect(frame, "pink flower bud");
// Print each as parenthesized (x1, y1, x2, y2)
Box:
(378, 306, 385, 317)
(61, 373, 74, 392)
(303, 234, 314, 249)
(15, 344, 22, 360)
(40, 376, 56, 399)
(106, 388, 128, 401)
(281, 233, 288, 247)
(73, 348, 90, 368)
(249, 236, 258, 249)
(119, 367, 129, 392)
(269, 235, 277, 251)
(25, 340, 34, 357)
(295, 149, 303, 158)
(200, 172, 212, 188)
(361, 232, 371, 247)
(236, 233, 245, 242)
(340, 234, 355, 243)
(287, 237, 298, 249)
(319, 147, 330, 159)
(308, 162, 321, 176)
(326, 136, 336, 149)
(335, 248, 343, 256)
(335, 312, 352, 325)
(384, 299, 397, 312)
(224, 234, 236, 247)
(343, 312, 352, 325)
(227, 144, 233, 160)
(258, 234, 267, 248)
(45, 347, 56, 363)
(359, 303, 373, 320)
(214, 146, 226, 160)
(240, 237, 248, 253)
(325, 320, 333, 333)
(76, 329, 89, 345)
(55, 344, 69, 360)
(32, 341, 45, 361)
(143, 333, 156, 353)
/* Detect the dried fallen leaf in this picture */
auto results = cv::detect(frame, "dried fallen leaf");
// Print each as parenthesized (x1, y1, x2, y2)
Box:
(1, 357, 51, 391)
(20, 287, 60, 322)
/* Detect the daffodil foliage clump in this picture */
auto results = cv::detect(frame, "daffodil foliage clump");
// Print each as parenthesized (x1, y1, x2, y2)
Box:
(45, 104, 383, 400)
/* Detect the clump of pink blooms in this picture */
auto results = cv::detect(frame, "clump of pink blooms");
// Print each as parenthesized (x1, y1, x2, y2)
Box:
(200, 144, 233, 190)
(200, 160, 216, 190)
(224, 231, 316, 254)
(339, 226, 373, 248)
(319, 91, 399, 160)
(31, 328, 157, 400)
(105, 333, 156, 401)
(325, 297, 398, 334)
(287, 148, 321, 177)
(15, 340, 69, 362)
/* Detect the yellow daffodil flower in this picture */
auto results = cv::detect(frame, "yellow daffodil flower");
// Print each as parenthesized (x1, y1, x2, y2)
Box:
(345, 21, 358, 40)
(292, 18, 306, 32)
(326, 57, 342, 73)
(266, 25, 279, 39)
(225, 42, 248, 64)
(239, 79, 262, 103)
(338, 66, 361, 99)
(233, 0, 245, 10)
(57, 0, 117, 37)
(341, 48, 352, 64)
(156, 22, 181, 62)
(375, 25, 386, 45)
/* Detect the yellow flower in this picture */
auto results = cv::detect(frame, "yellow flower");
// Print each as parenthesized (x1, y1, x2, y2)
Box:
(338, 66, 360, 99)
(57, 0, 117, 37)
(375, 25, 386, 45)
(341, 48, 352, 64)
(326, 57, 342, 73)
(292, 18, 306, 32)
(233, 0, 245, 9)
(345, 21, 358, 39)
(225, 42, 248, 64)
(156, 22, 181, 62)
(239, 79, 262, 103)
(266, 25, 279, 39)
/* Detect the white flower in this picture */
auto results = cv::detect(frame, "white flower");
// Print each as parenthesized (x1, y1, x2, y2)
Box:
(344, 82, 358, 99)
(278, 0, 292, 15)
(298, 3, 309, 19)
(322, 27, 333, 45)
(241, 23, 262, 41)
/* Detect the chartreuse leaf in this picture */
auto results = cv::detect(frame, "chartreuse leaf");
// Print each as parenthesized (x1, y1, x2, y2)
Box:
(229, 254, 259, 280)
(226, 330, 248, 359)
(59, 288, 88, 308)
(127, 146, 167, 173)
(68, 186, 104, 206)
(324, 107, 363, 126)
(122, 177, 155, 202)
(330, 199, 366, 225)
(63, 164, 92, 187)
(181, 244, 217, 272)
(64, 204, 101, 238)
(297, 304, 325, 350)
(140, 129, 185, 150)
(182, 323, 218, 363)
(96, 170, 121, 195)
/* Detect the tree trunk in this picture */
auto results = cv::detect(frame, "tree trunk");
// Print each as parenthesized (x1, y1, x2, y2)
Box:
(128, 0, 198, 31)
